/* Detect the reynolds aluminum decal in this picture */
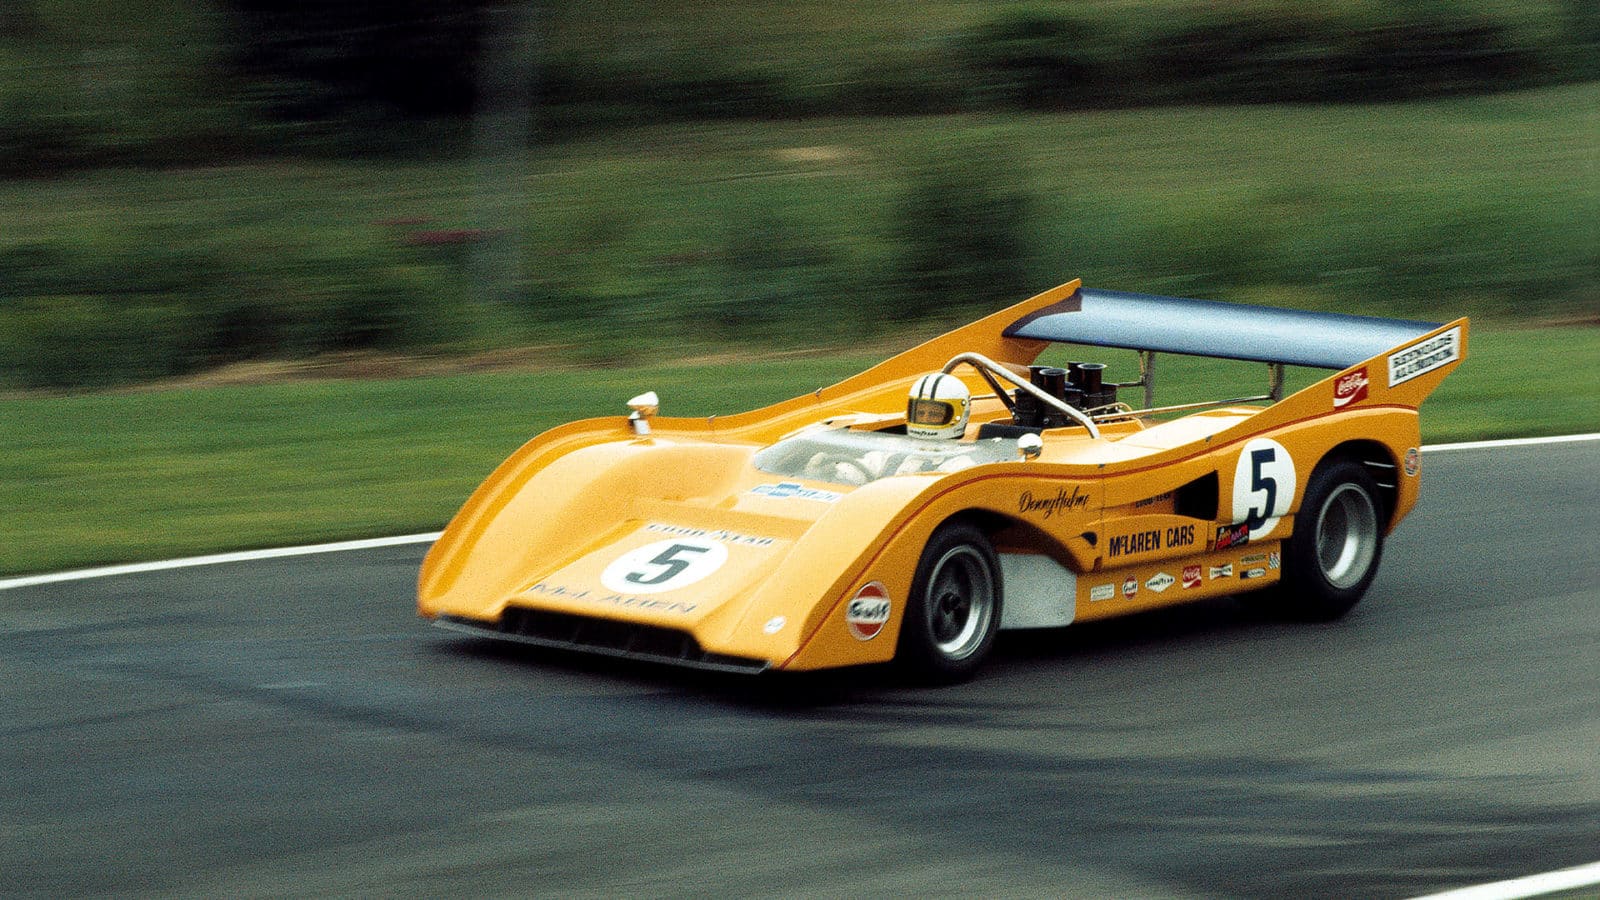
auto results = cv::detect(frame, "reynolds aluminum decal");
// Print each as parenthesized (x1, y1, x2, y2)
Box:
(1388, 327, 1461, 387)
(1089, 583, 1116, 602)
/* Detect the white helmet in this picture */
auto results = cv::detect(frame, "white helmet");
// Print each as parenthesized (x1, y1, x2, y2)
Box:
(906, 372, 971, 440)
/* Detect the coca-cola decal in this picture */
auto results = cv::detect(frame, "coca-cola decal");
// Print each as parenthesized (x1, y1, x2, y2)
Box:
(1334, 367, 1369, 409)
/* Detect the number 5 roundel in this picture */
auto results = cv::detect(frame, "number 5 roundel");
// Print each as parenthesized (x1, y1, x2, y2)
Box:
(1231, 438, 1297, 542)
(601, 538, 728, 594)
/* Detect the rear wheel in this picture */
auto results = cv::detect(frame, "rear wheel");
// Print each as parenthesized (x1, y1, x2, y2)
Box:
(897, 521, 1002, 683)
(1273, 457, 1385, 621)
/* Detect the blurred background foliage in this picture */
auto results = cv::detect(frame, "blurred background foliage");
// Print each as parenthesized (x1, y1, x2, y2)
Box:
(1, 0, 1596, 388)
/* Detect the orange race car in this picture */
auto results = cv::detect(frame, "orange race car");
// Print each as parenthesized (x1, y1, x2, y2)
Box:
(419, 279, 1466, 682)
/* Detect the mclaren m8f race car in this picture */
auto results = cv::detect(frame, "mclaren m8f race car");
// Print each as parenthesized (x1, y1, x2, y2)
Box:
(419, 279, 1466, 682)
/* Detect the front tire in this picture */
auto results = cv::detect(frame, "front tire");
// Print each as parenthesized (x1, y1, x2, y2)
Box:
(897, 520, 1002, 683)
(1274, 457, 1385, 621)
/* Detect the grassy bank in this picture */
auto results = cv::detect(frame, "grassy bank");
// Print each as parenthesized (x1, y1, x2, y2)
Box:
(3, 82, 1596, 388)
(2, 322, 1593, 577)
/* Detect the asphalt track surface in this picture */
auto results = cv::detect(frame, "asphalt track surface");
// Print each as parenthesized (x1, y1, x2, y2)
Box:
(3, 441, 1596, 898)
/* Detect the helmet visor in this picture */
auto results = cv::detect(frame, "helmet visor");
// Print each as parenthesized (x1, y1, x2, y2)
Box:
(908, 398, 955, 427)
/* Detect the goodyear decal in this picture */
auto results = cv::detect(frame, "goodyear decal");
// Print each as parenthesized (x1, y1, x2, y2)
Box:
(644, 522, 775, 547)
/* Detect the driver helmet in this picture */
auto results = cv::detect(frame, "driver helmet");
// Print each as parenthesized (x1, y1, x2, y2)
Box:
(906, 372, 971, 440)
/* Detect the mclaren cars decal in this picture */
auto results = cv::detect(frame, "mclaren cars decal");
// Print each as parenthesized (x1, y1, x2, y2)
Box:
(1107, 524, 1195, 559)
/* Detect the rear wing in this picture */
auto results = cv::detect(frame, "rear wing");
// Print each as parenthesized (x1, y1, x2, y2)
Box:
(1004, 288, 1443, 369)
(1002, 287, 1466, 411)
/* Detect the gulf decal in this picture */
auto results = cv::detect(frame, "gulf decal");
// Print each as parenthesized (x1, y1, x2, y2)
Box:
(846, 582, 892, 641)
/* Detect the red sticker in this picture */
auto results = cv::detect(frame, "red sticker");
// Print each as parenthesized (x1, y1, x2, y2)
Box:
(1404, 447, 1421, 476)
(846, 582, 891, 640)
(1334, 367, 1370, 409)
(1182, 565, 1202, 589)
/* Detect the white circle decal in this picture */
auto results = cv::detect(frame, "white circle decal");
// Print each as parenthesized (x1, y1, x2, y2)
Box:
(601, 538, 728, 595)
(1231, 438, 1297, 541)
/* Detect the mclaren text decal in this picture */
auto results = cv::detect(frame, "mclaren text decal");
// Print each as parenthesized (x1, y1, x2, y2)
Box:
(750, 482, 843, 503)
(1388, 327, 1461, 387)
(1107, 524, 1194, 559)
(1231, 438, 1296, 541)
(601, 538, 728, 595)
(525, 582, 698, 614)
(1018, 486, 1091, 519)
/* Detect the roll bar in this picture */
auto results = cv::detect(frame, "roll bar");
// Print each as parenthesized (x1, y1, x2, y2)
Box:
(940, 352, 1102, 440)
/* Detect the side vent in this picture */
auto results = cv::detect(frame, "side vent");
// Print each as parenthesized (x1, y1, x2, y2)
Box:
(1175, 472, 1219, 520)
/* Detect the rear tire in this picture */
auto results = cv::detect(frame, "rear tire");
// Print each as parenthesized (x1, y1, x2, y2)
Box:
(1273, 457, 1385, 621)
(897, 521, 1002, 683)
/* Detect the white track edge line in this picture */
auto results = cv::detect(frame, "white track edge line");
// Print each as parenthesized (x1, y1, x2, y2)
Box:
(0, 532, 442, 591)
(1423, 432, 1600, 453)
(1408, 859, 1600, 900)
(4, 431, 1597, 592)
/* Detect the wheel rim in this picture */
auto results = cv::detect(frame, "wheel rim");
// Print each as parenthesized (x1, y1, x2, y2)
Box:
(924, 545, 996, 660)
(1315, 483, 1378, 589)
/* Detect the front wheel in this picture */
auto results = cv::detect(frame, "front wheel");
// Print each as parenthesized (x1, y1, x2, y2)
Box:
(897, 521, 1002, 683)
(1273, 457, 1386, 621)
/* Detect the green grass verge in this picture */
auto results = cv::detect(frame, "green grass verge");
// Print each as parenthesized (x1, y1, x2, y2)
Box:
(2, 322, 1593, 577)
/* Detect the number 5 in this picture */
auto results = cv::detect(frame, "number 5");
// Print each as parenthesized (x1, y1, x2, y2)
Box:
(1244, 448, 1277, 531)
(1231, 438, 1297, 540)
(625, 543, 708, 586)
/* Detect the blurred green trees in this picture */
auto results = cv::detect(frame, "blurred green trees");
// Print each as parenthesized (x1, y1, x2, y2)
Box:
(1, 1, 1596, 388)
